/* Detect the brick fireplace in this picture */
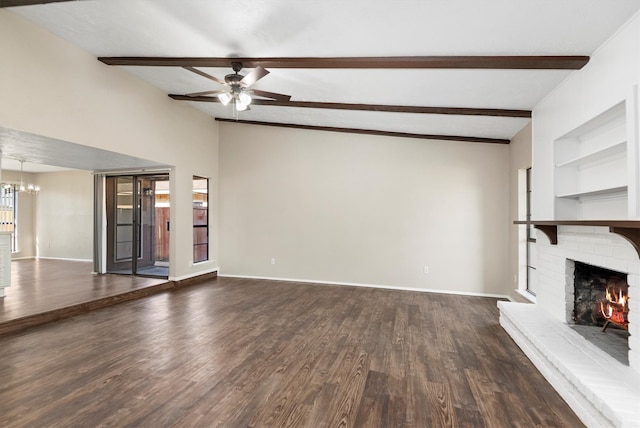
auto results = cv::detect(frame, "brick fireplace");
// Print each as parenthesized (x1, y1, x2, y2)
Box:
(499, 225, 640, 427)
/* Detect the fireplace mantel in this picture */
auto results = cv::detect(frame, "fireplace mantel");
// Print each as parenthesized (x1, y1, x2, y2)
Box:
(514, 220, 640, 258)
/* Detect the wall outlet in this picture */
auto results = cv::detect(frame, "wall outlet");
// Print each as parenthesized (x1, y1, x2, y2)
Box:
(271, 257, 276, 265)
(423, 265, 429, 274)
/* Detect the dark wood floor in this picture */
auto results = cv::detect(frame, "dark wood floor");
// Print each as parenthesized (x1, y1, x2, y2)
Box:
(0, 276, 583, 427)
(0, 259, 170, 334)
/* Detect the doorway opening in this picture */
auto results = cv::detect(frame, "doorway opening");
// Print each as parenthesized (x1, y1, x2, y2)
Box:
(105, 174, 170, 278)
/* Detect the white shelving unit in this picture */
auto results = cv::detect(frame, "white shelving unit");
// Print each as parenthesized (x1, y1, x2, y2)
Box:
(555, 185, 628, 200)
(554, 99, 637, 220)
(555, 141, 626, 169)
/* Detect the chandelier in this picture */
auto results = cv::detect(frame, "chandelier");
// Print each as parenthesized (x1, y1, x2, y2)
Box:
(0, 155, 40, 195)
(18, 160, 40, 194)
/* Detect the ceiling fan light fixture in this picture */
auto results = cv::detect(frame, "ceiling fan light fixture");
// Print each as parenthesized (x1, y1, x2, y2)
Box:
(218, 92, 232, 106)
(238, 92, 252, 106)
(183, 63, 288, 116)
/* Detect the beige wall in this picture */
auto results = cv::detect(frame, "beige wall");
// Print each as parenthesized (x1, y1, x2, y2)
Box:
(508, 123, 532, 302)
(0, 10, 219, 279)
(219, 123, 511, 297)
(34, 170, 93, 260)
(3, 169, 93, 261)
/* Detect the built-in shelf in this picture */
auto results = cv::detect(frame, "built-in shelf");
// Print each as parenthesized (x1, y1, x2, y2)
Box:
(556, 185, 627, 199)
(553, 101, 631, 219)
(514, 220, 640, 258)
(555, 140, 626, 168)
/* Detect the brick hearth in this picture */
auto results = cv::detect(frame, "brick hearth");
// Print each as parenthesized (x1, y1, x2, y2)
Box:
(500, 226, 640, 427)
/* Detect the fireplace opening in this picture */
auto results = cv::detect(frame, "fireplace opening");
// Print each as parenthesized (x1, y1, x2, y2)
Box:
(572, 261, 630, 365)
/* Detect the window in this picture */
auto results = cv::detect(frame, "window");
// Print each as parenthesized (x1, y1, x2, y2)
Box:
(0, 185, 18, 252)
(193, 177, 208, 263)
(517, 167, 537, 300)
(526, 168, 537, 295)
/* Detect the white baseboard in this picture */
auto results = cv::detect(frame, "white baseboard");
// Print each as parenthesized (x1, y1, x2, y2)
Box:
(11, 256, 35, 261)
(169, 267, 219, 282)
(218, 273, 510, 300)
(36, 256, 92, 262)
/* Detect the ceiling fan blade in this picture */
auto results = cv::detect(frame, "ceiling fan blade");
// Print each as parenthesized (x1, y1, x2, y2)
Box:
(240, 66, 269, 87)
(250, 89, 291, 101)
(183, 66, 226, 85)
(184, 89, 227, 97)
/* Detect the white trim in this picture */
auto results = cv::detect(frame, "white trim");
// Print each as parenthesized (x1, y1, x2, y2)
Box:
(36, 256, 92, 262)
(169, 267, 218, 282)
(516, 288, 537, 303)
(191, 259, 217, 267)
(218, 273, 510, 299)
(10, 256, 35, 261)
(92, 168, 171, 176)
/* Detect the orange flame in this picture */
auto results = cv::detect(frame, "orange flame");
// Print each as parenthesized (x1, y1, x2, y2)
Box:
(599, 283, 628, 327)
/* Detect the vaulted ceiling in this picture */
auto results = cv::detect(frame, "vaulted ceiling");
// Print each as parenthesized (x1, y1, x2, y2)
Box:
(3, 0, 640, 145)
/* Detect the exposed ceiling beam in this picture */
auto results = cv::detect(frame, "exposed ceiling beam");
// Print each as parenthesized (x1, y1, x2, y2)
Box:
(169, 95, 531, 118)
(100, 56, 589, 70)
(0, 0, 74, 6)
(215, 119, 510, 144)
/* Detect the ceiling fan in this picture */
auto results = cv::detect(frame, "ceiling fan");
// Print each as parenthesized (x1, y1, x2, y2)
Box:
(183, 62, 291, 112)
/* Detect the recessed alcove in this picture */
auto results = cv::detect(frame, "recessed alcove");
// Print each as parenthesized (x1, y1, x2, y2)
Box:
(553, 101, 632, 220)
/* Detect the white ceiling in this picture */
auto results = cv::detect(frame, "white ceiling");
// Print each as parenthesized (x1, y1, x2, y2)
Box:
(5, 0, 640, 147)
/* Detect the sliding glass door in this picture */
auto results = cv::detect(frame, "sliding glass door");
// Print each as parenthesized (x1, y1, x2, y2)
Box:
(105, 174, 169, 277)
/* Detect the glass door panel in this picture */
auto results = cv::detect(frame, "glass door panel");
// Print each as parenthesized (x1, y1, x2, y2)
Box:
(136, 177, 155, 274)
(116, 177, 134, 262)
(106, 174, 169, 277)
(154, 178, 170, 265)
(107, 176, 135, 274)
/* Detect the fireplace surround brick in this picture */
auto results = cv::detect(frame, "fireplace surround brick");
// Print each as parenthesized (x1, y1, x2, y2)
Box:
(535, 226, 639, 372)
(500, 225, 640, 427)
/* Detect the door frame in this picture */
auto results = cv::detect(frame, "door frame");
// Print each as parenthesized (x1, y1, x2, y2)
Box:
(94, 172, 170, 278)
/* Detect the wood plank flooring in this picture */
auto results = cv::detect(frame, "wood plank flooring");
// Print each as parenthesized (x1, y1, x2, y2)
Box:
(0, 259, 171, 335)
(0, 277, 584, 427)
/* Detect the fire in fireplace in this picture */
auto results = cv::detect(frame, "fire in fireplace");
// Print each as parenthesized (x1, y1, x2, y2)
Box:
(573, 261, 629, 332)
(600, 277, 629, 331)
